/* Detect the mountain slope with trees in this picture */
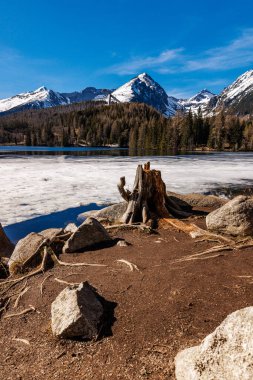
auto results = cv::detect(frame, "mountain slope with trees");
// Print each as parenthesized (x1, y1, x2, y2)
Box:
(0, 101, 252, 152)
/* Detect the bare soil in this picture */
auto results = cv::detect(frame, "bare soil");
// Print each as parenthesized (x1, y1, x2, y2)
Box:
(1, 214, 253, 380)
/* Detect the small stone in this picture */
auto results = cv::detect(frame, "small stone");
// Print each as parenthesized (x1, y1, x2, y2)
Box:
(117, 240, 130, 247)
(64, 223, 78, 233)
(51, 282, 103, 339)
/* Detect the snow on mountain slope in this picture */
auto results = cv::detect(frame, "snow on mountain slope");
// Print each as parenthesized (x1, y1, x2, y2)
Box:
(217, 70, 253, 107)
(0, 87, 69, 113)
(112, 73, 183, 116)
(62, 87, 112, 103)
(179, 89, 216, 114)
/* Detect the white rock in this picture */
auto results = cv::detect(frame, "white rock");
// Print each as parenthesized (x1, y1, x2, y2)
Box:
(64, 223, 78, 233)
(175, 307, 253, 380)
(206, 195, 253, 236)
(117, 240, 130, 247)
(51, 282, 103, 339)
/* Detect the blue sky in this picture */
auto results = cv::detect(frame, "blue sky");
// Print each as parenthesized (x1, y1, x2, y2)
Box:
(0, 0, 253, 99)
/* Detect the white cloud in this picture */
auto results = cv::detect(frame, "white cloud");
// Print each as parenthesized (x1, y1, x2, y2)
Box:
(185, 28, 253, 72)
(104, 28, 253, 76)
(104, 48, 184, 75)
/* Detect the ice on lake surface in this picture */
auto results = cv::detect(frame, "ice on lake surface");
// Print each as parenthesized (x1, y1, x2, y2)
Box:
(1, 149, 253, 226)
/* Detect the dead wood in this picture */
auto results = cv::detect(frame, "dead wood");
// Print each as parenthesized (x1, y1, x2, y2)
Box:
(117, 162, 192, 225)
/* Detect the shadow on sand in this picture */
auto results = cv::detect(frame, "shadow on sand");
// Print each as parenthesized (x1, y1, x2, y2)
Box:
(4, 203, 106, 243)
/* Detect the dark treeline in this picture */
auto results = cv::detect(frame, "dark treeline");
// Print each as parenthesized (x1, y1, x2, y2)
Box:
(0, 101, 253, 152)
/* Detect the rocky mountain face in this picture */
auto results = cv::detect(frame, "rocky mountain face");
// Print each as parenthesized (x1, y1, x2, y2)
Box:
(111, 73, 183, 116)
(61, 87, 112, 103)
(0, 87, 69, 114)
(211, 70, 253, 115)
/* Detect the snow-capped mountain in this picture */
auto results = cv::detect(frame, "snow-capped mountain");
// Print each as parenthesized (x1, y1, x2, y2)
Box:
(0, 87, 69, 114)
(211, 70, 253, 114)
(111, 73, 183, 116)
(179, 89, 216, 114)
(1, 69, 253, 117)
(61, 87, 112, 103)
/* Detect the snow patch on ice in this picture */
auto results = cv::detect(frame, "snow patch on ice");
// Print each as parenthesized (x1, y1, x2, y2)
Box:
(1, 153, 253, 226)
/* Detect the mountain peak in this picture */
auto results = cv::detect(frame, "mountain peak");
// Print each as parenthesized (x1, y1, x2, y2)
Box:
(35, 86, 48, 92)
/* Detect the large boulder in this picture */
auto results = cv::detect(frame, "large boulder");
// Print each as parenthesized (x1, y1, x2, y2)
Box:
(8, 232, 46, 274)
(51, 282, 103, 339)
(0, 223, 14, 258)
(63, 217, 112, 253)
(206, 195, 253, 236)
(175, 307, 253, 380)
(78, 202, 127, 223)
(168, 192, 227, 210)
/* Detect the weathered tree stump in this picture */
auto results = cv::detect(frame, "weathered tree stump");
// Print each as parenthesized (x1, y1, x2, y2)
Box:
(117, 162, 192, 224)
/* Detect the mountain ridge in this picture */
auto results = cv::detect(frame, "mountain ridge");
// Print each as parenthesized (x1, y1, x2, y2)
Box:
(1, 70, 253, 116)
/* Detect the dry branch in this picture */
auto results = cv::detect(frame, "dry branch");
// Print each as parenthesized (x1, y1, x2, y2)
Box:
(4, 305, 36, 319)
(54, 277, 79, 286)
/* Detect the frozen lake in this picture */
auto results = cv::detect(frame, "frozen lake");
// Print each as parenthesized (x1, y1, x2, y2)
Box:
(1, 147, 253, 227)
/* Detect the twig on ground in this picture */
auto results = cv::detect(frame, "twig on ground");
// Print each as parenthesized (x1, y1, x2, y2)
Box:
(54, 277, 79, 286)
(116, 259, 140, 272)
(12, 338, 30, 346)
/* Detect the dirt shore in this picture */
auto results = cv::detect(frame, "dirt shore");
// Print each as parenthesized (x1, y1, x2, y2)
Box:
(1, 216, 253, 380)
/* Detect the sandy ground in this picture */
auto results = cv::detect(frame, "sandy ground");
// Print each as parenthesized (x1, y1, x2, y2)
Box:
(1, 216, 253, 380)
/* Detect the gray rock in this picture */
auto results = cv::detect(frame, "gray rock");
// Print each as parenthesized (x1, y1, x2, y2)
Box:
(0, 223, 14, 258)
(206, 195, 253, 236)
(39, 228, 63, 241)
(63, 217, 112, 253)
(168, 192, 227, 209)
(51, 282, 103, 339)
(78, 202, 127, 223)
(8, 232, 45, 274)
(175, 307, 253, 380)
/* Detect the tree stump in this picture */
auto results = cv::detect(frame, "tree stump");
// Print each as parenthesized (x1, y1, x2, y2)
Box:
(117, 162, 192, 224)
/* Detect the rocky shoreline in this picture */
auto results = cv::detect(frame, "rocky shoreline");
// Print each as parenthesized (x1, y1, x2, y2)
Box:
(1, 191, 253, 379)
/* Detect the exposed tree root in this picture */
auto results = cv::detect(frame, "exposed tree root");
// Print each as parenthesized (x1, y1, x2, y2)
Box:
(4, 305, 36, 319)
(105, 224, 153, 233)
(161, 218, 234, 245)
(14, 286, 30, 308)
(0, 248, 48, 288)
(40, 274, 53, 296)
(50, 250, 107, 268)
